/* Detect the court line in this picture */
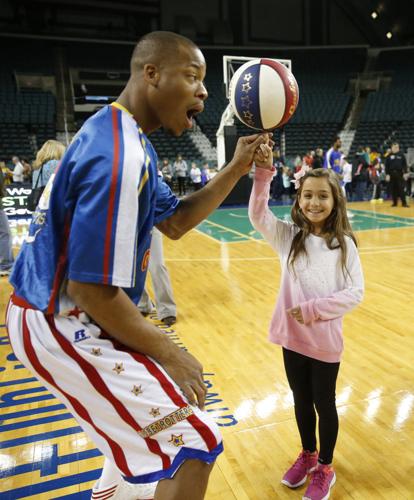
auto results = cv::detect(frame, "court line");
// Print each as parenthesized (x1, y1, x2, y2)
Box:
(194, 227, 224, 244)
(165, 244, 414, 262)
(199, 208, 414, 244)
(199, 219, 258, 242)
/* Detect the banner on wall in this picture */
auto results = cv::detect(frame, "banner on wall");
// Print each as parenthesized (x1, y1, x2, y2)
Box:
(2, 185, 33, 217)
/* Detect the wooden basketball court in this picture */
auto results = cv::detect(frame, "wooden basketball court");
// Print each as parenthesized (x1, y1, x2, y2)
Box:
(1, 201, 413, 499)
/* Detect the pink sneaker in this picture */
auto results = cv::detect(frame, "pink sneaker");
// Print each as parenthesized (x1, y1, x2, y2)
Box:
(281, 450, 318, 488)
(303, 464, 336, 500)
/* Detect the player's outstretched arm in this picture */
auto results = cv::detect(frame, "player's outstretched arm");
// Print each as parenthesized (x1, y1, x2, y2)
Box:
(156, 133, 272, 239)
(67, 280, 207, 409)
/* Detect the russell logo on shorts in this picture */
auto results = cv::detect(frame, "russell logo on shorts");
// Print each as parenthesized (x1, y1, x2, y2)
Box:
(74, 329, 91, 343)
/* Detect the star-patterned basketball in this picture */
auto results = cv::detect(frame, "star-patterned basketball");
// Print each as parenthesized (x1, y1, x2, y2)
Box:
(229, 59, 299, 131)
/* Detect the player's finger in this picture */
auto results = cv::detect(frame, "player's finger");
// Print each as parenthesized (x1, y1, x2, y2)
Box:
(181, 383, 197, 407)
(242, 133, 261, 144)
(249, 134, 269, 150)
(192, 380, 207, 410)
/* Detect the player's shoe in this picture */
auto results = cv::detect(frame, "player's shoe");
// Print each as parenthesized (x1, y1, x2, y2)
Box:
(91, 479, 157, 499)
(302, 463, 336, 500)
(281, 450, 318, 488)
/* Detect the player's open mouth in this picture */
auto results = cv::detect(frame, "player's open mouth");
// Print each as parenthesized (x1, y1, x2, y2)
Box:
(185, 105, 204, 127)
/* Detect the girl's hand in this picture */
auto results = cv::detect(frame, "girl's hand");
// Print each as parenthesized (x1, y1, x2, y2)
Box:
(254, 143, 274, 171)
(287, 306, 304, 324)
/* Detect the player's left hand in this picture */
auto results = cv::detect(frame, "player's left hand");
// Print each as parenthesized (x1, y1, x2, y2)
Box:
(287, 305, 304, 324)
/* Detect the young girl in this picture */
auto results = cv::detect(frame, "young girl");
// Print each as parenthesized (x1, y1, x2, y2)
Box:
(249, 145, 364, 500)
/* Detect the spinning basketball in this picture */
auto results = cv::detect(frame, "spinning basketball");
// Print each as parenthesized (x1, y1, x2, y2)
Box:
(229, 58, 299, 131)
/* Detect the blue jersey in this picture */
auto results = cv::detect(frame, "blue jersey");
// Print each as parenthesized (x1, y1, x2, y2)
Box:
(324, 148, 342, 172)
(10, 103, 179, 314)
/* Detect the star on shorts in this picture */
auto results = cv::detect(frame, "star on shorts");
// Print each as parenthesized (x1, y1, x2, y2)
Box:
(113, 362, 125, 374)
(149, 408, 161, 417)
(131, 385, 143, 396)
(91, 348, 102, 356)
(169, 434, 185, 447)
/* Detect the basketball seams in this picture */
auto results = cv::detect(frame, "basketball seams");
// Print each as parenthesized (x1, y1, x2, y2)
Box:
(261, 58, 299, 127)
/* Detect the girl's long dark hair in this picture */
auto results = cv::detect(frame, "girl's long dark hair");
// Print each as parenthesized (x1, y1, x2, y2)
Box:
(288, 168, 357, 278)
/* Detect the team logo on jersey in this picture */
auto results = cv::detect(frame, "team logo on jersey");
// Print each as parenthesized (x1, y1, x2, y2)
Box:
(139, 406, 193, 438)
(141, 249, 151, 271)
(74, 329, 91, 343)
(38, 173, 56, 211)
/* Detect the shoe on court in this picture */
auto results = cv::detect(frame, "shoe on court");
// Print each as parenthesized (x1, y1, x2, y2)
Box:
(0, 269, 11, 277)
(91, 479, 157, 499)
(303, 463, 336, 500)
(161, 315, 176, 326)
(281, 450, 318, 488)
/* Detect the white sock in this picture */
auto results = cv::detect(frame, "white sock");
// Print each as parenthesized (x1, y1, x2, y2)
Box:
(97, 457, 123, 490)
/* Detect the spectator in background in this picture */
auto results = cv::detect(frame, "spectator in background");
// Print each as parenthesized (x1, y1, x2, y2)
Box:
(385, 142, 409, 207)
(32, 140, 66, 189)
(161, 158, 174, 190)
(363, 146, 371, 166)
(0, 166, 14, 276)
(282, 166, 293, 205)
(271, 149, 284, 201)
(303, 150, 314, 168)
(352, 146, 369, 201)
(11, 156, 26, 183)
(324, 137, 342, 171)
(369, 158, 383, 203)
(341, 155, 353, 200)
(312, 148, 324, 169)
(0, 161, 13, 185)
(190, 161, 202, 191)
(201, 162, 211, 186)
(174, 154, 188, 196)
(138, 226, 177, 326)
(21, 158, 33, 183)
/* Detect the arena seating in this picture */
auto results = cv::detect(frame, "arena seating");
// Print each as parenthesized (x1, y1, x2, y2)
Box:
(350, 49, 414, 155)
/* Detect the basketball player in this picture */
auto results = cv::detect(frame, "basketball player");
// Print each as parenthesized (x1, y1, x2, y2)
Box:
(6, 32, 270, 500)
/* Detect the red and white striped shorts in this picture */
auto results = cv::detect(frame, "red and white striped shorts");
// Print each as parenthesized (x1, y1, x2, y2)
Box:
(6, 296, 223, 484)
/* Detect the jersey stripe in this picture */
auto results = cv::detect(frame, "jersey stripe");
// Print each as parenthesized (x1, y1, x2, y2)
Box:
(20, 310, 134, 477)
(103, 107, 122, 284)
(47, 217, 71, 315)
(46, 316, 172, 470)
(111, 112, 144, 286)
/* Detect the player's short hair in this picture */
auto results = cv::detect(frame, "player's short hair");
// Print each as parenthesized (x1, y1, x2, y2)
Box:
(130, 31, 198, 73)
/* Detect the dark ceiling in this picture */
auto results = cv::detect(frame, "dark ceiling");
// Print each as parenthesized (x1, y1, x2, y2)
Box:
(0, 0, 413, 47)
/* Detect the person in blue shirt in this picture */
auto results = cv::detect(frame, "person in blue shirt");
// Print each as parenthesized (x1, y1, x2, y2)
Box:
(7, 31, 270, 500)
(324, 136, 342, 173)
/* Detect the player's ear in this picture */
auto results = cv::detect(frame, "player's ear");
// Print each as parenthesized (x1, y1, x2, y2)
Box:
(143, 63, 160, 87)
